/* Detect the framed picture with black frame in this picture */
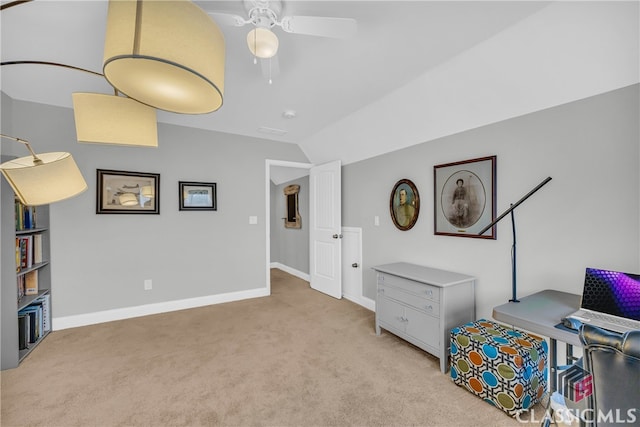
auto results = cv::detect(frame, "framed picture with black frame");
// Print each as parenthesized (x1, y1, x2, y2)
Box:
(179, 181, 217, 211)
(433, 156, 496, 239)
(96, 169, 160, 214)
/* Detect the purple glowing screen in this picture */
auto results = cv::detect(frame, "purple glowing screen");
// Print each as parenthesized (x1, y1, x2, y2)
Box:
(582, 268, 640, 321)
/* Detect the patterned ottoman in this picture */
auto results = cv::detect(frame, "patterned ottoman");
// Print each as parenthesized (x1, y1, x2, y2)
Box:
(450, 319, 548, 416)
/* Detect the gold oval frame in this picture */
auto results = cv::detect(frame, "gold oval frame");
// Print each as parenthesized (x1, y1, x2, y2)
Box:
(389, 179, 420, 231)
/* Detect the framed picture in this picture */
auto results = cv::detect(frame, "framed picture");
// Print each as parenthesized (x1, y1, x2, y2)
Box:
(433, 156, 496, 239)
(96, 169, 160, 214)
(179, 181, 217, 211)
(389, 179, 420, 231)
(283, 184, 301, 228)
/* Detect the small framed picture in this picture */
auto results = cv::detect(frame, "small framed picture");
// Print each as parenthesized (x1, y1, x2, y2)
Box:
(389, 179, 420, 231)
(96, 169, 160, 214)
(179, 181, 217, 211)
(434, 156, 496, 238)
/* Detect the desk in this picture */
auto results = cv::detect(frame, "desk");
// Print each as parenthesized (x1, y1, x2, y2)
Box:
(492, 289, 581, 391)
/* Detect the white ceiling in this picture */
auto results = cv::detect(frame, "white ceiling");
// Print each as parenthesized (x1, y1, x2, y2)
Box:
(1, 0, 639, 180)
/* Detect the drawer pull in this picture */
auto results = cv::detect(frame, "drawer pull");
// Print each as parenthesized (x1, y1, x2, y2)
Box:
(425, 305, 433, 311)
(425, 290, 433, 296)
(397, 316, 409, 323)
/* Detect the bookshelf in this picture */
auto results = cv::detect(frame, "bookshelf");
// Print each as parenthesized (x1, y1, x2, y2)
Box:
(1, 155, 52, 370)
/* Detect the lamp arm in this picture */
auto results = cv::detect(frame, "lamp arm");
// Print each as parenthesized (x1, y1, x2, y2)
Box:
(1, 60, 103, 77)
(478, 176, 552, 235)
(0, 134, 43, 164)
(0, 0, 33, 11)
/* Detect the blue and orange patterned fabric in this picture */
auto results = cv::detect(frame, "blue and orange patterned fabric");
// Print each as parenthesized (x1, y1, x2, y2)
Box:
(450, 319, 548, 417)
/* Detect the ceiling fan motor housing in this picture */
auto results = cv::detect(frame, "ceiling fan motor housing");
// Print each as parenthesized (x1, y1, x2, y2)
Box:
(245, 0, 282, 28)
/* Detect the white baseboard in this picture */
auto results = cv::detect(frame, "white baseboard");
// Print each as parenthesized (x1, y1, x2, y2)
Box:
(270, 262, 310, 282)
(52, 287, 270, 331)
(343, 293, 376, 312)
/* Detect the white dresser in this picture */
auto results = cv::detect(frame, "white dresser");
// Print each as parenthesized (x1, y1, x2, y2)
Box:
(373, 262, 475, 373)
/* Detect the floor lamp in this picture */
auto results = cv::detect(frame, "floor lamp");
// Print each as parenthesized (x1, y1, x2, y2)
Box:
(478, 177, 552, 303)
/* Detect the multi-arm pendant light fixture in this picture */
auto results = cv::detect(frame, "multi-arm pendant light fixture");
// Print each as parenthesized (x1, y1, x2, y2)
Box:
(2, 0, 225, 153)
(102, 0, 226, 114)
(0, 134, 88, 206)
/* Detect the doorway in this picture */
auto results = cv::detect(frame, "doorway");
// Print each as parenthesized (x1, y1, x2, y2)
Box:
(265, 160, 312, 295)
(265, 160, 343, 300)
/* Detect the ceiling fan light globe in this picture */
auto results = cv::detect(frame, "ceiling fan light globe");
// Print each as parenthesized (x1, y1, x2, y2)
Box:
(247, 28, 279, 59)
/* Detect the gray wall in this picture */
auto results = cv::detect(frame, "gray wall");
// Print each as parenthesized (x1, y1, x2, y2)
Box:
(3, 98, 308, 318)
(343, 84, 639, 320)
(270, 175, 310, 274)
(2, 84, 638, 326)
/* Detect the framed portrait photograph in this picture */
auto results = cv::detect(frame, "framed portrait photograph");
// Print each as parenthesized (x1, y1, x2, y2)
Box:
(96, 169, 160, 214)
(389, 179, 420, 231)
(433, 156, 496, 239)
(179, 181, 217, 211)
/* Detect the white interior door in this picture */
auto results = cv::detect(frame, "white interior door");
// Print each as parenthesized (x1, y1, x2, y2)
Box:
(309, 160, 342, 299)
(341, 227, 362, 301)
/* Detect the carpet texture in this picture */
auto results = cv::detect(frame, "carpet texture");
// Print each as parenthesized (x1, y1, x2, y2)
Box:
(1, 269, 543, 426)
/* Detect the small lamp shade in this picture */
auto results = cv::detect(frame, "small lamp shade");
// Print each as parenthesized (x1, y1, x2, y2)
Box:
(103, 0, 225, 114)
(247, 28, 279, 59)
(0, 152, 88, 206)
(118, 193, 139, 206)
(73, 93, 158, 147)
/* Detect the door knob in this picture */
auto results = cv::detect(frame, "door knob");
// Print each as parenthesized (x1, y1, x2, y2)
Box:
(352, 263, 358, 268)
(332, 234, 343, 239)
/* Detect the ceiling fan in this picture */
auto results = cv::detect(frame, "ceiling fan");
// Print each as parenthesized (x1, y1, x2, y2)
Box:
(208, 0, 357, 82)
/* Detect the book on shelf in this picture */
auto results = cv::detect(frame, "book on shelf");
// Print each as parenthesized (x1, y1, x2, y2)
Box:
(15, 199, 23, 231)
(33, 233, 43, 264)
(15, 237, 20, 272)
(19, 302, 44, 344)
(25, 270, 38, 295)
(15, 233, 43, 270)
(15, 198, 37, 231)
(18, 235, 34, 269)
(17, 314, 29, 350)
(17, 275, 25, 302)
(33, 294, 51, 332)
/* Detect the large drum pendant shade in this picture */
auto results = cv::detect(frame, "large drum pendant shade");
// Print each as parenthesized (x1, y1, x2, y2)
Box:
(103, 0, 225, 114)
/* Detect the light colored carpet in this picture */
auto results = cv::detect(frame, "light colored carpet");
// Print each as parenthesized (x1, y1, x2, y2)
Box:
(1, 269, 544, 426)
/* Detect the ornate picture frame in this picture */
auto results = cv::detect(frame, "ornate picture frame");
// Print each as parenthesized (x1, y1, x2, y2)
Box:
(179, 181, 217, 211)
(96, 169, 160, 214)
(283, 184, 301, 229)
(389, 179, 420, 231)
(433, 156, 496, 239)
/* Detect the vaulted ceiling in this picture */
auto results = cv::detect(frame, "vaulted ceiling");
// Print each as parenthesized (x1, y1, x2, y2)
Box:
(2, 1, 638, 171)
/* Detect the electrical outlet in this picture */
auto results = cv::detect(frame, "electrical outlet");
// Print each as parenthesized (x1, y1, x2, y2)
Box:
(144, 279, 152, 290)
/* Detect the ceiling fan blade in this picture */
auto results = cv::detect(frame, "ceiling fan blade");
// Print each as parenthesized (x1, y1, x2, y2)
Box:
(207, 12, 248, 27)
(279, 16, 357, 39)
(260, 55, 280, 82)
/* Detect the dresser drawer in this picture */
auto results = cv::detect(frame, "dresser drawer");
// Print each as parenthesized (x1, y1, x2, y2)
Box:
(378, 272, 440, 301)
(378, 285, 440, 317)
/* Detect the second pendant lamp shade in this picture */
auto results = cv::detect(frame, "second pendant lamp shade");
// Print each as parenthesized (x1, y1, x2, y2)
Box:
(102, 0, 225, 114)
(73, 93, 158, 147)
